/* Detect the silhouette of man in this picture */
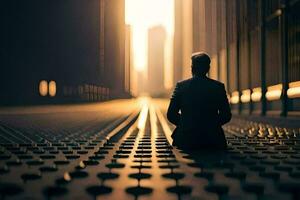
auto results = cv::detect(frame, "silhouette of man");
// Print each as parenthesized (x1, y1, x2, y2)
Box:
(167, 52, 231, 150)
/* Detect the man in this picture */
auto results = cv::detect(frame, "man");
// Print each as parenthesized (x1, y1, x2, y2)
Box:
(167, 52, 231, 150)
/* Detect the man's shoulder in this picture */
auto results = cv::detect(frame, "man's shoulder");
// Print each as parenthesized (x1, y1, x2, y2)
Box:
(177, 78, 193, 86)
(206, 78, 225, 88)
(176, 77, 225, 89)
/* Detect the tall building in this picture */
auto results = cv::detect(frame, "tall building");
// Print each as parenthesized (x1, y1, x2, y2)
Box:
(125, 25, 132, 95)
(173, 0, 183, 84)
(104, 0, 127, 98)
(125, 25, 139, 97)
(147, 26, 166, 97)
(173, 0, 193, 83)
(0, 0, 128, 105)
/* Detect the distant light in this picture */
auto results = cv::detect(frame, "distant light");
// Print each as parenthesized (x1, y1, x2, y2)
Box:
(287, 81, 300, 98)
(230, 91, 240, 104)
(266, 84, 282, 101)
(39, 80, 48, 96)
(49, 81, 57, 97)
(251, 87, 262, 102)
(241, 89, 251, 103)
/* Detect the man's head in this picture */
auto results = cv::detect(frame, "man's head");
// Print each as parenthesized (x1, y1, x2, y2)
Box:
(191, 52, 211, 76)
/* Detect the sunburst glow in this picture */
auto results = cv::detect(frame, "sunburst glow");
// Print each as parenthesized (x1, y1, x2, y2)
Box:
(125, 0, 174, 89)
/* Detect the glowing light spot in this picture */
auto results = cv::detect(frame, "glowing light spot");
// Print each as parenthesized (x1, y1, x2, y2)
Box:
(230, 91, 240, 104)
(39, 80, 48, 97)
(266, 84, 282, 101)
(241, 89, 251, 103)
(251, 87, 262, 102)
(287, 81, 300, 98)
(49, 81, 56, 97)
(63, 172, 71, 181)
(79, 161, 85, 169)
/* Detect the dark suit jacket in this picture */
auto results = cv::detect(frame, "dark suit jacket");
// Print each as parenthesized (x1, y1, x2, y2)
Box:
(167, 76, 232, 150)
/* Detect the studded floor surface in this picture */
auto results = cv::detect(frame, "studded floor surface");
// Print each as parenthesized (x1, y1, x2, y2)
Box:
(1, 99, 300, 200)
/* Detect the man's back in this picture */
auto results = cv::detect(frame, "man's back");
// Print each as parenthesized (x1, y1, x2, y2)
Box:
(167, 76, 231, 150)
